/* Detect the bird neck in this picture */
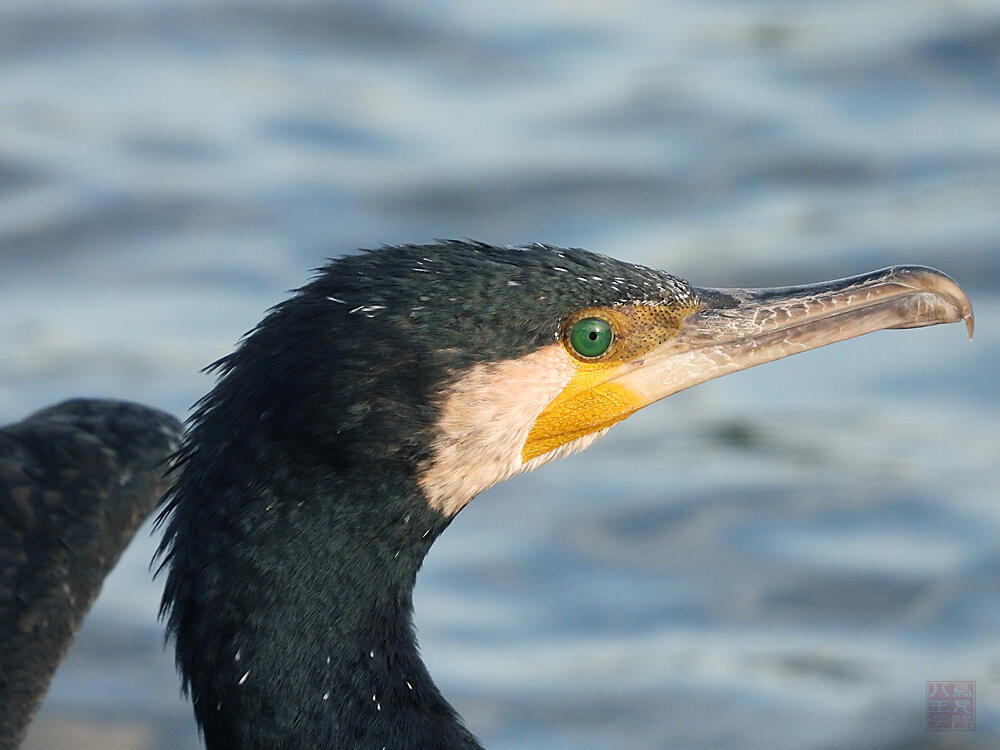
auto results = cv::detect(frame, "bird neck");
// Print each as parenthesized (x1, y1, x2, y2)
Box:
(166, 451, 483, 750)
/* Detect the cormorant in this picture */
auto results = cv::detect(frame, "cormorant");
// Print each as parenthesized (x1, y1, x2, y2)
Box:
(152, 242, 972, 750)
(0, 399, 182, 750)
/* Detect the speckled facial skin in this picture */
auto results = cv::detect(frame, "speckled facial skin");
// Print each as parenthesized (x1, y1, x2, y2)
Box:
(522, 301, 701, 461)
(560, 302, 699, 363)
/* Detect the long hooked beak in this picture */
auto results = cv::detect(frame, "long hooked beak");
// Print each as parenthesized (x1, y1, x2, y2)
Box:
(615, 265, 974, 406)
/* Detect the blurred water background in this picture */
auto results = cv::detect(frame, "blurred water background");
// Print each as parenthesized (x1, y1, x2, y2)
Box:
(1, 1, 999, 748)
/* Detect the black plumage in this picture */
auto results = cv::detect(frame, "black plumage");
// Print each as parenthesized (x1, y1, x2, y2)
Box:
(0, 399, 182, 750)
(1, 241, 971, 749)
(156, 243, 694, 749)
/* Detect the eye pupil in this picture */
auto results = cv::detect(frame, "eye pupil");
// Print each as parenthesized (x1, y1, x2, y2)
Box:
(569, 317, 613, 358)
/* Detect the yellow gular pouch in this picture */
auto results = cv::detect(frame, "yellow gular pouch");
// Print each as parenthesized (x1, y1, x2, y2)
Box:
(521, 302, 699, 462)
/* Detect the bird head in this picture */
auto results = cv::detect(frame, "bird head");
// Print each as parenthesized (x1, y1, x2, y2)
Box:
(158, 240, 972, 750)
(197, 241, 972, 521)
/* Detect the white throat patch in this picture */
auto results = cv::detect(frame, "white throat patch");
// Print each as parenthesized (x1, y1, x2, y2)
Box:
(418, 344, 609, 516)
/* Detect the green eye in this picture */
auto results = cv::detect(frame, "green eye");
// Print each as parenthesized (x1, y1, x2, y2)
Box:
(569, 317, 614, 358)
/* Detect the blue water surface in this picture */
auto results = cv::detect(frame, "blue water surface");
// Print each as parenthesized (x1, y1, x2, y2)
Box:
(1, 2, 998, 749)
